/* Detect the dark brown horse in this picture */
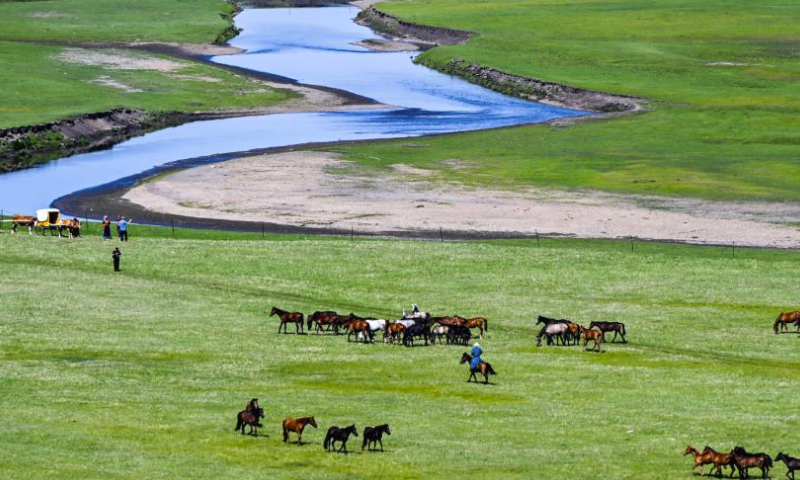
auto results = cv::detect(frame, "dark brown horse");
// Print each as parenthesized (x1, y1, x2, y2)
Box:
(362, 424, 391, 452)
(465, 317, 488, 338)
(589, 320, 627, 343)
(773, 311, 800, 334)
(432, 316, 467, 328)
(731, 446, 772, 479)
(702, 446, 737, 477)
(460, 352, 496, 384)
(580, 325, 604, 352)
(685, 445, 714, 476)
(333, 313, 356, 335)
(776, 452, 800, 480)
(235, 407, 265, 436)
(308, 311, 338, 333)
(324, 425, 358, 453)
(271, 307, 304, 334)
(282, 416, 318, 444)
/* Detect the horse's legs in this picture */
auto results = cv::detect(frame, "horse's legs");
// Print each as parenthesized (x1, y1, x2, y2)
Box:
(278, 322, 283, 334)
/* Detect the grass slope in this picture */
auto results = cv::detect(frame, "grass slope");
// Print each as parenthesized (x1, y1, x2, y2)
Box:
(336, 0, 800, 202)
(0, 0, 295, 128)
(1, 226, 798, 479)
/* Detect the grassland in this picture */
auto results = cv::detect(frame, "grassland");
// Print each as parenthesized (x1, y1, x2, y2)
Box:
(0, 0, 295, 128)
(1, 225, 798, 479)
(336, 0, 800, 202)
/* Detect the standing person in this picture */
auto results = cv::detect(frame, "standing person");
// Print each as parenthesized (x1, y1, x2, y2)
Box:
(102, 216, 111, 240)
(118, 217, 131, 242)
(112, 247, 121, 272)
(470, 342, 484, 371)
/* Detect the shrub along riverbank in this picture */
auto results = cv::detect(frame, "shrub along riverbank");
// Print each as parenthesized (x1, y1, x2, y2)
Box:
(341, 0, 800, 202)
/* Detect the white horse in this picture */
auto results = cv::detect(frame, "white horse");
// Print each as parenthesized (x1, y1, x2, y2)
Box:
(431, 325, 449, 344)
(402, 304, 429, 321)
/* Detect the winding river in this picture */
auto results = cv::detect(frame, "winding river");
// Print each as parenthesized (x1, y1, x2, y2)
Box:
(0, 6, 586, 214)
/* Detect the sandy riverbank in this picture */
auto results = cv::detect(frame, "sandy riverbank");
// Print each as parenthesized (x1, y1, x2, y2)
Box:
(121, 151, 800, 248)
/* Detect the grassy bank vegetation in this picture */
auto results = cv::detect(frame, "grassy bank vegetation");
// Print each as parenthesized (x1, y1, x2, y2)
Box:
(1, 226, 798, 479)
(0, 0, 294, 128)
(337, 0, 800, 202)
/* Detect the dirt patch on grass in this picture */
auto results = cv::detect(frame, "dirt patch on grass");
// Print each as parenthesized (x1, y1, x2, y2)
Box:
(58, 48, 187, 72)
(122, 151, 800, 248)
(88, 76, 143, 93)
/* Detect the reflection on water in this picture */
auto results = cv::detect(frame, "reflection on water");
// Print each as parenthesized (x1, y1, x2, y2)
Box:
(0, 6, 586, 214)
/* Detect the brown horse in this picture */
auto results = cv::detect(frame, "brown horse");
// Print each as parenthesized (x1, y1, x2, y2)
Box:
(465, 317, 488, 338)
(460, 352, 496, 384)
(773, 311, 800, 334)
(701, 446, 737, 478)
(731, 446, 772, 479)
(282, 416, 318, 444)
(308, 311, 338, 333)
(271, 307, 304, 334)
(59, 218, 81, 238)
(347, 320, 374, 343)
(685, 445, 714, 476)
(333, 313, 356, 335)
(589, 320, 627, 343)
(11, 214, 36, 234)
(580, 326, 604, 352)
(432, 316, 467, 328)
(565, 321, 581, 346)
(386, 322, 406, 344)
(235, 407, 265, 436)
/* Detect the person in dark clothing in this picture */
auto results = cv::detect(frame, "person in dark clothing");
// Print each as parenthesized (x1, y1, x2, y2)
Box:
(102, 216, 112, 240)
(112, 247, 121, 272)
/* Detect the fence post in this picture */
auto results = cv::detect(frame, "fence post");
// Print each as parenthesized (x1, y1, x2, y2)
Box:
(732, 241, 735, 259)
(171, 219, 175, 236)
(630, 236, 634, 252)
(439, 226, 443, 242)
(262, 222, 265, 239)
(535, 230, 540, 247)
(85, 212, 89, 232)
(350, 226, 354, 241)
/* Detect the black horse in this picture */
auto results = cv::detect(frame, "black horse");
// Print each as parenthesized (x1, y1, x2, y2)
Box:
(324, 425, 358, 453)
(403, 322, 431, 347)
(777, 452, 800, 480)
(234, 407, 265, 436)
(362, 424, 391, 452)
(589, 320, 627, 343)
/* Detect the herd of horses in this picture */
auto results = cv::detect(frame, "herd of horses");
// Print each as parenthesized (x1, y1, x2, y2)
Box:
(685, 445, 800, 479)
(10, 213, 82, 238)
(269, 305, 487, 347)
(235, 399, 390, 453)
(535, 315, 627, 352)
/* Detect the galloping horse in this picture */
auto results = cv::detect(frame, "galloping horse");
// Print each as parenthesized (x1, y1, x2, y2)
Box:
(731, 446, 772, 479)
(536, 316, 570, 346)
(362, 424, 391, 452)
(308, 311, 337, 333)
(323, 425, 358, 453)
(347, 320, 374, 343)
(235, 407, 265, 436)
(460, 352, 496, 384)
(11, 214, 36, 234)
(589, 320, 627, 343)
(776, 452, 800, 480)
(580, 325, 604, 352)
(465, 317, 488, 338)
(282, 416, 318, 444)
(271, 307, 304, 334)
(773, 311, 800, 334)
(701, 446, 737, 477)
(685, 445, 714, 476)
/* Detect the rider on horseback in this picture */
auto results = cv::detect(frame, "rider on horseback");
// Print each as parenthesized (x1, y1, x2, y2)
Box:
(245, 398, 259, 413)
(470, 342, 483, 371)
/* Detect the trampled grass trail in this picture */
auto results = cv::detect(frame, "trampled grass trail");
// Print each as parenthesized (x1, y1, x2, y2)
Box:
(0, 228, 798, 479)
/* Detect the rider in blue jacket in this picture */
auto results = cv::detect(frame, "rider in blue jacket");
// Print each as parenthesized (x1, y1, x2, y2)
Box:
(470, 342, 483, 370)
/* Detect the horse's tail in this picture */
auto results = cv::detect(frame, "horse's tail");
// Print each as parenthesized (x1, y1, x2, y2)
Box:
(323, 429, 333, 451)
(486, 362, 496, 376)
(235, 412, 243, 431)
(765, 455, 773, 469)
(362, 432, 369, 450)
(620, 322, 625, 336)
(773, 319, 780, 334)
(282, 422, 288, 442)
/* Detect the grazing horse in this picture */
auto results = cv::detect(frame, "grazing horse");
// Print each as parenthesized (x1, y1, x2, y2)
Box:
(347, 320, 374, 343)
(731, 446, 772, 479)
(11, 214, 36, 234)
(460, 352, 496, 384)
(235, 407, 265, 436)
(776, 452, 800, 480)
(362, 424, 391, 452)
(60, 218, 81, 238)
(282, 416, 318, 444)
(446, 325, 471, 345)
(324, 425, 358, 453)
(308, 311, 338, 333)
(701, 446, 737, 477)
(385, 322, 406, 344)
(536, 316, 570, 346)
(580, 325, 604, 352)
(465, 317, 488, 338)
(333, 313, 356, 335)
(589, 320, 627, 343)
(431, 325, 449, 344)
(270, 307, 304, 334)
(431, 316, 467, 328)
(685, 445, 714, 476)
(773, 311, 800, 334)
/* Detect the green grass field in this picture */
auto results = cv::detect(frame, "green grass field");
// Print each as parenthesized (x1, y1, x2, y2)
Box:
(334, 0, 800, 202)
(0, 0, 295, 128)
(1, 226, 798, 479)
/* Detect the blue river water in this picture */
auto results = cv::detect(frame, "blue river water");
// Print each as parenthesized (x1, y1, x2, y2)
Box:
(0, 6, 586, 214)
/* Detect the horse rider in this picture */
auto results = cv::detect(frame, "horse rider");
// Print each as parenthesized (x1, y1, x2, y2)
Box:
(411, 304, 420, 314)
(245, 398, 259, 413)
(470, 342, 484, 371)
